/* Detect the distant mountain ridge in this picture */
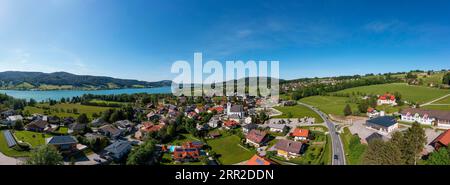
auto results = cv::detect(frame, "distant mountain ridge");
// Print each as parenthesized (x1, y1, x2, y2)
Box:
(0, 71, 172, 90)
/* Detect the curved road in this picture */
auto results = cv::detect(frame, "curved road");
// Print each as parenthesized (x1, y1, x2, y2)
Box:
(299, 102, 346, 165)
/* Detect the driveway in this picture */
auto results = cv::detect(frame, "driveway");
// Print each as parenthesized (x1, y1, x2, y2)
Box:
(0, 152, 19, 165)
(68, 152, 105, 165)
(424, 129, 443, 154)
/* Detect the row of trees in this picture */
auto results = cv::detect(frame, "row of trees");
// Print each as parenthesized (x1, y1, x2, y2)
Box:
(363, 122, 426, 165)
(288, 76, 402, 100)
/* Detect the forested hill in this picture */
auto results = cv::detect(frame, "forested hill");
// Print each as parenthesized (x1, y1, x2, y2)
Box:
(0, 71, 172, 90)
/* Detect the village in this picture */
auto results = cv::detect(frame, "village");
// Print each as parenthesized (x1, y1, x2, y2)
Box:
(1, 75, 450, 166)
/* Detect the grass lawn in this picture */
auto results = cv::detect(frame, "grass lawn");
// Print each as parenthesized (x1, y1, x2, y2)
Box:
(56, 127, 69, 134)
(0, 131, 31, 157)
(13, 130, 52, 147)
(269, 131, 330, 165)
(207, 135, 255, 165)
(298, 125, 329, 132)
(299, 96, 358, 116)
(418, 72, 445, 87)
(322, 135, 332, 165)
(375, 104, 409, 114)
(340, 127, 366, 165)
(337, 83, 450, 104)
(24, 103, 112, 119)
(168, 133, 201, 145)
(89, 99, 129, 106)
(433, 96, 450, 104)
(421, 105, 450, 111)
(273, 104, 324, 123)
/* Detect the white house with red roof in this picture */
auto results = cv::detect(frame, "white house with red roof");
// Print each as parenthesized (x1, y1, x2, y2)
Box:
(377, 93, 397, 106)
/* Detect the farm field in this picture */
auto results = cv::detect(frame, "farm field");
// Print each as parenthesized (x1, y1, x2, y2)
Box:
(24, 103, 111, 119)
(433, 96, 450, 104)
(299, 96, 358, 116)
(273, 104, 324, 123)
(207, 135, 255, 165)
(337, 83, 450, 104)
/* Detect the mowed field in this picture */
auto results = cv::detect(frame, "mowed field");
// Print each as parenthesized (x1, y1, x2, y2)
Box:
(338, 83, 450, 104)
(273, 104, 324, 123)
(299, 96, 358, 116)
(207, 135, 255, 165)
(434, 96, 450, 104)
(24, 103, 111, 119)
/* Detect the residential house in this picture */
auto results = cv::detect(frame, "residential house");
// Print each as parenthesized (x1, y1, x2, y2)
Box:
(25, 120, 49, 132)
(68, 123, 87, 134)
(223, 120, 240, 129)
(47, 116, 60, 125)
(274, 139, 304, 158)
(208, 131, 221, 139)
(367, 107, 381, 118)
(114, 120, 134, 132)
(1, 109, 16, 118)
(246, 129, 268, 148)
(366, 116, 398, 133)
(91, 118, 108, 127)
(207, 116, 221, 128)
(291, 128, 309, 141)
(173, 141, 203, 162)
(98, 125, 122, 139)
(134, 122, 164, 140)
(104, 141, 132, 161)
(242, 123, 258, 134)
(267, 123, 288, 133)
(377, 93, 397, 106)
(46, 136, 78, 153)
(365, 132, 389, 143)
(400, 108, 450, 127)
(246, 154, 276, 165)
(430, 129, 450, 150)
(5, 115, 23, 126)
(196, 123, 210, 131)
(208, 106, 224, 114)
(62, 117, 76, 126)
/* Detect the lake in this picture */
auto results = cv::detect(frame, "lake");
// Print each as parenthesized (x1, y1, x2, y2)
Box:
(0, 86, 172, 102)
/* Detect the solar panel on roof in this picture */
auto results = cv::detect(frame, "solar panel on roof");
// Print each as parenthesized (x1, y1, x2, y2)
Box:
(3, 130, 17, 148)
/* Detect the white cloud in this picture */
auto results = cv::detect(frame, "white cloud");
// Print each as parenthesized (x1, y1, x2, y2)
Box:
(364, 20, 404, 33)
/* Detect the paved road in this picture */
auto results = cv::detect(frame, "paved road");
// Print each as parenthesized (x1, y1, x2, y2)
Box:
(0, 152, 18, 165)
(298, 102, 346, 165)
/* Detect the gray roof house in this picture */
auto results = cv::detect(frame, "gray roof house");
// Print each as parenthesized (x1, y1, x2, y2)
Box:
(104, 141, 132, 160)
(266, 123, 288, 132)
(46, 136, 78, 152)
(98, 125, 122, 139)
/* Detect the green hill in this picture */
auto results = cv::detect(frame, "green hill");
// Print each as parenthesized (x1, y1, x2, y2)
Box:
(337, 83, 449, 104)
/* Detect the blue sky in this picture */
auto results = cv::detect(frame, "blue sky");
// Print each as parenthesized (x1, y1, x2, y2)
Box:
(0, 0, 449, 81)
